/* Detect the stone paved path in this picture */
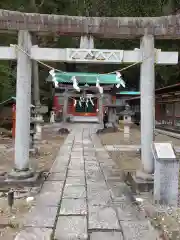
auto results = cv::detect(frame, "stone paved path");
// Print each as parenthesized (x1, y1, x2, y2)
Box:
(15, 124, 159, 240)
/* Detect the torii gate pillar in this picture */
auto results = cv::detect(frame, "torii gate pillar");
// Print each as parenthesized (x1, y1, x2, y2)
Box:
(9, 30, 33, 179)
(140, 35, 155, 175)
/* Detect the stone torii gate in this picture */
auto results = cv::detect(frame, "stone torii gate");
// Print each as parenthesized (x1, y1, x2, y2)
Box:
(0, 9, 179, 180)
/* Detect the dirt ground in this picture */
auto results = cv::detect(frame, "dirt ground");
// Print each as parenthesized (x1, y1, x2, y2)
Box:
(0, 124, 67, 239)
(99, 125, 180, 173)
(100, 125, 180, 239)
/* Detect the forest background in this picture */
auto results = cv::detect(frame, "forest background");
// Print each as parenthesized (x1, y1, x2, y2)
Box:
(0, 0, 180, 104)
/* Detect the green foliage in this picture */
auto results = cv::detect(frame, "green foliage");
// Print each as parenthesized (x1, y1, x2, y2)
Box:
(0, 0, 179, 101)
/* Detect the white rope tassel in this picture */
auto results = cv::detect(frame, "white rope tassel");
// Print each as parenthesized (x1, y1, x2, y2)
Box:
(96, 78, 100, 88)
(99, 86, 103, 94)
(79, 101, 82, 107)
(79, 97, 82, 107)
(89, 97, 94, 106)
(74, 99, 77, 106)
(86, 99, 89, 107)
(49, 69, 55, 77)
(72, 76, 80, 92)
(116, 71, 125, 88)
(49, 69, 59, 88)
(96, 78, 103, 94)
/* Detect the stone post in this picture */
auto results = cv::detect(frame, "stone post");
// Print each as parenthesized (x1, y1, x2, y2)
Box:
(32, 52, 40, 108)
(108, 107, 117, 128)
(108, 108, 113, 127)
(9, 31, 33, 179)
(32, 50, 43, 148)
(124, 116, 131, 141)
(98, 95, 103, 126)
(50, 111, 55, 123)
(140, 35, 155, 174)
(63, 92, 68, 122)
(153, 143, 179, 207)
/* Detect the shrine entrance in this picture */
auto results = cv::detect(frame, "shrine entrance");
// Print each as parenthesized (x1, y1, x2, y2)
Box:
(74, 97, 97, 116)
(51, 71, 123, 123)
(0, 9, 179, 184)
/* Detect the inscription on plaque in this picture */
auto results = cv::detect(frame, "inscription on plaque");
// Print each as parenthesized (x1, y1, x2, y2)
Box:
(152, 142, 179, 207)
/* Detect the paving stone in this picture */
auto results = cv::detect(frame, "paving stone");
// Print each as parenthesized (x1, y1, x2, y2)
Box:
(88, 206, 120, 230)
(90, 232, 123, 240)
(54, 216, 88, 240)
(15, 227, 53, 240)
(87, 184, 108, 196)
(68, 164, 84, 171)
(84, 157, 96, 161)
(86, 171, 105, 182)
(109, 186, 129, 199)
(86, 175, 105, 182)
(66, 176, 85, 185)
(107, 181, 128, 198)
(106, 176, 123, 182)
(34, 191, 62, 206)
(71, 157, 84, 161)
(86, 166, 100, 172)
(60, 198, 87, 215)
(121, 221, 157, 240)
(88, 190, 112, 206)
(71, 153, 83, 158)
(47, 172, 66, 181)
(63, 185, 86, 198)
(83, 140, 91, 144)
(84, 153, 96, 157)
(86, 180, 107, 188)
(50, 163, 69, 173)
(23, 206, 58, 228)
(103, 170, 121, 179)
(41, 181, 64, 194)
(114, 200, 145, 221)
(71, 148, 83, 151)
(67, 169, 85, 177)
(69, 159, 84, 164)
(85, 160, 98, 165)
(87, 182, 107, 188)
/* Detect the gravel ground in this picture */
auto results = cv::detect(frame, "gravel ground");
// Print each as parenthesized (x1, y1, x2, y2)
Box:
(99, 125, 180, 172)
(0, 124, 67, 240)
(100, 126, 180, 239)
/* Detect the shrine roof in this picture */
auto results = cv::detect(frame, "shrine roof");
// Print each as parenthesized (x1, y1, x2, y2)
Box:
(116, 91, 140, 95)
(0, 97, 35, 107)
(49, 72, 123, 85)
(126, 83, 180, 102)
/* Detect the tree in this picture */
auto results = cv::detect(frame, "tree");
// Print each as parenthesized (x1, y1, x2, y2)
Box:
(0, 0, 179, 101)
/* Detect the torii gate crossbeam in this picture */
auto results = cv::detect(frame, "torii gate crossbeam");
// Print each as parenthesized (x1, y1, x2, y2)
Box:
(0, 46, 178, 64)
(0, 9, 180, 39)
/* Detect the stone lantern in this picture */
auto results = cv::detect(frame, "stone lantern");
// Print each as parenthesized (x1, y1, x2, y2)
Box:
(119, 104, 134, 139)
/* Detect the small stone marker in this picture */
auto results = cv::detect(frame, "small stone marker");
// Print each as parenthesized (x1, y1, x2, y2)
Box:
(50, 111, 55, 123)
(152, 142, 179, 207)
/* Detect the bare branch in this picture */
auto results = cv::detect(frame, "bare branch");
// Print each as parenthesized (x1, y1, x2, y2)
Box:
(37, 0, 45, 8)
